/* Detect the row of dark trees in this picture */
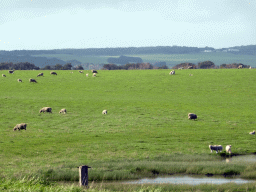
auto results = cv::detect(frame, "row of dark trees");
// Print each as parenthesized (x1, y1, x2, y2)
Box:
(173, 61, 250, 69)
(102, 63, 168, 70)
(0, 62, 40, 70)
(0, 62, 85, 70)
(0, 61, 251, 70)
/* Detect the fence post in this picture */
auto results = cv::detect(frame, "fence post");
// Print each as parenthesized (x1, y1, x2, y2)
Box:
(79, 165, 91, 186)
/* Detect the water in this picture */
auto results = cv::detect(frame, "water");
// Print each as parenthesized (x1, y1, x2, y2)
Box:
(124, 176, 254, 185)
(225, 155, 256, 163)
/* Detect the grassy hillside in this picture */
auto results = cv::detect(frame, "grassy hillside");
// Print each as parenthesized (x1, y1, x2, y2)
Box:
(1, 69, 256, 191)
(33, 52, 256, 68)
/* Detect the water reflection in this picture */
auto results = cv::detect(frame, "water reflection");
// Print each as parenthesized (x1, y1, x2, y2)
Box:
(225, 155, 256, 163)
(124, 176, 254, 185)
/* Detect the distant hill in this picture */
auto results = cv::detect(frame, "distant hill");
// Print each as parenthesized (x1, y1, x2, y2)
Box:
(1, 45, 256, 69)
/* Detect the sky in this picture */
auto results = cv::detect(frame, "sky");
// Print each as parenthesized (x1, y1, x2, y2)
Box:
(0, 0, 255, 50)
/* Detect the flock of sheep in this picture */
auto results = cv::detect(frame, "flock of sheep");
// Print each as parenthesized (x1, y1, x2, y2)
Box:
(170, 69, 255, 155)
(2, 69, 98, 83)
(5, 69, 254, 155)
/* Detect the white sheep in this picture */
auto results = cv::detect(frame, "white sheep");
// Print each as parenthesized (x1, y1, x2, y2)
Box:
(17, 79, 22, 82)
(209, 145, 222, 153)
(59, 108, 67, 114)
(249, 130, 255, 135)
(39, 107, 52, 113)
(102, 110, 107, 114)
(86, 73, 89, 77)
(93, 73, 97, 77)
(169, 70, 175, 75)
(226, 145, 232, 154)
(2, 74, 6, 77)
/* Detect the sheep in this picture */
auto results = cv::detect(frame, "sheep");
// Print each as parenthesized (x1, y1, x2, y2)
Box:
(59, 108, 67, 114)
(17, 79, 22, 82)
(79, 71, 83, 73)
(169, 70, 175, 75)
(102, 110, 107, 114)
(249, 66, 252, 69)
(37, 73, 44, 77)
(2, 74, 6, 77)
(189, 74, 193, 76)
(9, 70, 14, 74)
(29, 78, 37, 83)
(70, 72, 73, 73)
(50, 71, 57, 75)
(39, 107, 52, 113)
(209, 145, 223, 153)
(13, 123, 27, 131)
(178, 67, 184, 70)
(238, 65, 243, 69)
(91, 70, 98, 73)
(86, 73, 89, 77)
(188, 113, 197, 120)
(249, 130, 255, 135)
(93, 73, 97, 77)
(226, 145, 232, 154)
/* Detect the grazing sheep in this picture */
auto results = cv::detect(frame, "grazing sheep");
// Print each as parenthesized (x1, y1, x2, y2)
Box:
(209, 145, 223, 153)
(39, 107, 52, 113)
(226, 145, 232, 154)
(37, 73, 44, 77)
(189, 74, 193, 76)
(9, 70, 14, 74)
(188, 113, 197, 120)
(238, 65, 243, 69)
(91, 70, 98, 73)
(29, 78, 37, 83)
(50, 71, 57, 75)
(59, 108, 67, 114)
(13, 123, 27, 131)
(249, 66, 252, 69)
(249, 130, 255, 135)
(70, 72, 73, 73)
(102, 110, 107, 114)
(93, 73, 97, 77)
(2, 74, 6, 77)
(17, 79, 22, 82)
(79, 71, 83, 73)
(169, 70, 175, 75)
(86, 73, 89, 77)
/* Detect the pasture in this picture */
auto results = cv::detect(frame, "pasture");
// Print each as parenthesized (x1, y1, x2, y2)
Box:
(1, 69, 256, 191)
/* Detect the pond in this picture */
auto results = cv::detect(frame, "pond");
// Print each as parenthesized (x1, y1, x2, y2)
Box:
(123, 175, 254, 185)
(225, 155, 256, 163)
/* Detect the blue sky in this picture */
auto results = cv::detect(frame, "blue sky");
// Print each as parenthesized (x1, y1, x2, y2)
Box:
(0, 0, 255, 50)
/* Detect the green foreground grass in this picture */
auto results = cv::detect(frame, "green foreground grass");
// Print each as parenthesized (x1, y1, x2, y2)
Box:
(1, 69, 256, 191)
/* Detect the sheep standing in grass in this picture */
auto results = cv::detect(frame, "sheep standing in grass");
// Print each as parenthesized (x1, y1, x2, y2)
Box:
(39, 107, 52, 113)
(226, 145, 232, 154)
(209, 145, 223, 153)
(2, 74, 6, 77)
(92, 70, 98, 73)
(169, 70, 175, 75)
(37, 73, 44, 77)
(9, 70, 14, 74)
(86, 73, 89, 77)
(102, 110, 107, 114)
(79, 71, 83, 73)
(29, 78, 37, 83)
(59, 108, 67, 114)
(93, 73, 97, 77)
(249, 130, 255, 135)
(50, 71, 57, 75)
(188, 113, 197, 120)
(17, 79, 22, 82)
(13, 123, 27, 131)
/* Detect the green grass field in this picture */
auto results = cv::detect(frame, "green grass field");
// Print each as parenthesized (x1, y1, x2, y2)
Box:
(1, 69, 256, 191)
